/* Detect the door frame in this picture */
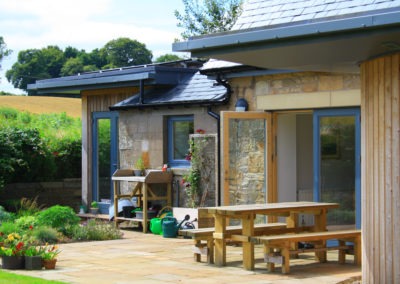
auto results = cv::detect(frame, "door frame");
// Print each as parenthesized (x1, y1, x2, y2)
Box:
(92, 111, 119, 202)
(221, 111, 273, 205)
(313, 108, 361, 228)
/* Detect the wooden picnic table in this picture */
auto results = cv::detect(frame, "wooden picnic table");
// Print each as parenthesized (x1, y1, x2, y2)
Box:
(198, 201, 339, 270)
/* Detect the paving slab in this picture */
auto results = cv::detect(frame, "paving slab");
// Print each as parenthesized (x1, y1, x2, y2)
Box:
(1, 229, 361, 283)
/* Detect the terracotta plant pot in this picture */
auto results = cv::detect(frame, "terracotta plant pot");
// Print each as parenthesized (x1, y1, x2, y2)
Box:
(1, 255, 25, 270)
(42, 259, 57, 270)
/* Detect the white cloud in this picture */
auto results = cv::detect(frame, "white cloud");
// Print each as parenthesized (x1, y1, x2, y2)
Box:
(0, 0, 186, 93)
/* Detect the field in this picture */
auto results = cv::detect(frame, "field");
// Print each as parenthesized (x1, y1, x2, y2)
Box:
(0, 95, 81, 117)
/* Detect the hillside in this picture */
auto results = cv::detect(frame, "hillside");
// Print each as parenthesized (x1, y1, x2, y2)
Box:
(0, 96, 81, 118)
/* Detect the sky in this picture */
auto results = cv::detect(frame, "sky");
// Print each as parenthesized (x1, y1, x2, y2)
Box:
(0, 0, 187, 95)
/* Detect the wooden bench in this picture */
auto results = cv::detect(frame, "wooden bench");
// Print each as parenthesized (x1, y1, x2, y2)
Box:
(179, 222, 289, 264)
(251, 229, 361, 274)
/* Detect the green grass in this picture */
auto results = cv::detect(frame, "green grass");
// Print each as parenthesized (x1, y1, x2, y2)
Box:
(0, 270, 67, 283)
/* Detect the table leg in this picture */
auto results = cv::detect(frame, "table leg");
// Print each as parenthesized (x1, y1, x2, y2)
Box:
(213, 214, 226, 266)
(314, 209, 327, 260)
(113, 180, 118, 227)
(142, 183, 148, 233)
(286, 213, 298, 256)
(242, 215, 255, 270)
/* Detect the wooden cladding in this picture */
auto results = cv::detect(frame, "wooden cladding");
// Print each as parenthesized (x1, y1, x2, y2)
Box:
(361, 53, 400, 283)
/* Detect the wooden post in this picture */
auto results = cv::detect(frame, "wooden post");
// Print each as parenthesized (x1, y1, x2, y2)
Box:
(213, 214, 226, 266)
(242, 214, 255, 270)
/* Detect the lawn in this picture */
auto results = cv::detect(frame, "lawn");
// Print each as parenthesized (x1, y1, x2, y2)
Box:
(0, 270, 66, 283)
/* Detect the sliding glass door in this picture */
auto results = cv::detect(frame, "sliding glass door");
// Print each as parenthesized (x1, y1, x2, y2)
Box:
(313, 108, 361, 229)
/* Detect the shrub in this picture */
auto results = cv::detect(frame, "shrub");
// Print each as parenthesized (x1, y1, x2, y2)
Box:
(0, 206, 15, 223)
(17, 197, 45, 217)
(15, 215, 38, 231)
(0, 127, 55, 187)
(72, 220, 123, 241)
(37, 205, 80, 233)
(0, 221, 20, 235)
(32, 226, 59, 244)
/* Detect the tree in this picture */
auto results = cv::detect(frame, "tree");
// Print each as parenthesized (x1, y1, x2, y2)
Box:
(154, 54, 185, 63)
(102, 37, 153, 67)
(60, 57, 84, 76)
(0, 36, 12, 81)
(174, 0, 243, 39)
(6, 46, 65, 93)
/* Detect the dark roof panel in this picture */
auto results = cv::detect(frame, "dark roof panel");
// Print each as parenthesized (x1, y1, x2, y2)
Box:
(111, 72, 229, 110)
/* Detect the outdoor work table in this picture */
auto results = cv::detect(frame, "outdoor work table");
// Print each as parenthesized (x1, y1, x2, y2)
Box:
(112, 169, 172, 233)
(198, 201, 339, 270)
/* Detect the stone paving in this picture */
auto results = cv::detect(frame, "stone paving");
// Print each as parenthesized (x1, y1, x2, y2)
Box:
(3, 229, 361, 284)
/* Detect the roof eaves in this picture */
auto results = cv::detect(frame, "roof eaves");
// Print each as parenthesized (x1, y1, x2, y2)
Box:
(28, 72, 155, 91)
(172, 10, 400, 53)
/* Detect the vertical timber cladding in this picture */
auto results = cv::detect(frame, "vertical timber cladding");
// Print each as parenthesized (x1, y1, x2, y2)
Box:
(81, 87, 138, 205)
(360, 53, 400, 283)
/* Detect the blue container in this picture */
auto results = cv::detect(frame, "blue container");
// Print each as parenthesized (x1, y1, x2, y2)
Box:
(162, 217, 178, 238)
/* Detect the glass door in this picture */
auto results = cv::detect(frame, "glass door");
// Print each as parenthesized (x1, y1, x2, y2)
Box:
(313, 108, 361, 229)
(92, 112, 119, 202)
(221, 111, 271, 207)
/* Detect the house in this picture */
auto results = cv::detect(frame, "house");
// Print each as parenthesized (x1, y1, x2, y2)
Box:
(28, 59, 258, 210)
(173, 0, 400, 282)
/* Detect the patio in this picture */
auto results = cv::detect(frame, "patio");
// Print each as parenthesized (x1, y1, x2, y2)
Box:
(7, 228, 361, 284)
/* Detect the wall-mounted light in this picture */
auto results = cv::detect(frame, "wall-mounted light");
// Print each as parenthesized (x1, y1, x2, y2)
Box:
(235, 98, 248, 112)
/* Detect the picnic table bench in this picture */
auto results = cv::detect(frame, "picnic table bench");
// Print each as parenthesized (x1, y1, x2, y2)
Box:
(179, 222, 296, 263)
(251, 229, 361, 274)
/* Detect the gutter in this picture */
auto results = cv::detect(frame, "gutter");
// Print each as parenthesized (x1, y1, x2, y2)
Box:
(173, 10, 400, 52)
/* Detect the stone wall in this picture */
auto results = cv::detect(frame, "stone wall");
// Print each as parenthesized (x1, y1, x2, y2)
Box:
(0, 179, 82, 211)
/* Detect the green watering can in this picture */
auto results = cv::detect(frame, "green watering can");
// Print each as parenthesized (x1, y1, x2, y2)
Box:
(161, 215, 190, 238)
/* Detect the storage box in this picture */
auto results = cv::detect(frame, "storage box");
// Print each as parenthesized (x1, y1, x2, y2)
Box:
(135, 210, 157, 219)
(98, 202, 110, 214)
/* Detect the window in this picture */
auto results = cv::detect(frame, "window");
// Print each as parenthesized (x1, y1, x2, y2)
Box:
(167, 116, 194, 167)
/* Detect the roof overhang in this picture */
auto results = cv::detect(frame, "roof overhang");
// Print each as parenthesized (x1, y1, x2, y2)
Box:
(173, 10, 400, 73)
(27, 61, 201, 96)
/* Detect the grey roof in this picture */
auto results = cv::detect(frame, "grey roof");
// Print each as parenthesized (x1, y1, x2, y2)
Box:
(172, 0, 400, 73)
(27, 60, 203, 96)
(234, 0, 400, 30)
(110, 72, 229, 110)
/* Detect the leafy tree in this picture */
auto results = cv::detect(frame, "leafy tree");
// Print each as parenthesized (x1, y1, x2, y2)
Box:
(0, 36, 12, 81)
(175, 0, 243, 39)
(154, 53, 185, 63)
(60, 57, 84, 76)
(102, 37, 153, 67)
(6, 46, 65, 93)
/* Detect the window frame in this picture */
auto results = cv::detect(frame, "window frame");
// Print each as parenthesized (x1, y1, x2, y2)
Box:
(167, 115, 194, 168)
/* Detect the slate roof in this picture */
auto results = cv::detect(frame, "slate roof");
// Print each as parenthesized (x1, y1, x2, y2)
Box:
(233, 0, 400, 30)
(110, 71, 229, 110)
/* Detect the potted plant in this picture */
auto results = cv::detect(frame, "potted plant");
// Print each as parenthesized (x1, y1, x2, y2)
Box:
(24, 246, 42, 270)
(133, 157, 145, 176)
(40, 243, 60, 270)
(0, 232, 26, 269)
(90, 201, 99, 214)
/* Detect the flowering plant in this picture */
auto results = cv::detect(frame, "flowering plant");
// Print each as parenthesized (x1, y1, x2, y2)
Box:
(0, 232, 25, 256)
(39, 243, 61, 260)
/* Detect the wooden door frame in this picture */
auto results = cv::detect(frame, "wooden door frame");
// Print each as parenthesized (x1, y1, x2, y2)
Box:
(221, 111, 274, 205)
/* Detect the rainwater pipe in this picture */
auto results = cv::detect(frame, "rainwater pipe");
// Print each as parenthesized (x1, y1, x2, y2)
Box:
(207, 75, 232, 206)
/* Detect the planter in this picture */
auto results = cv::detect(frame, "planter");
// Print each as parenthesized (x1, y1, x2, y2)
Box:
(90, 207, 99, 214)
(1, 255, 25, 270)
(133, 169, 143, 176)
(98, 202, 111, 214)
(42, 259, 57, 270)
(134, 210, 157, 219)
(25, 256, 43, 270)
